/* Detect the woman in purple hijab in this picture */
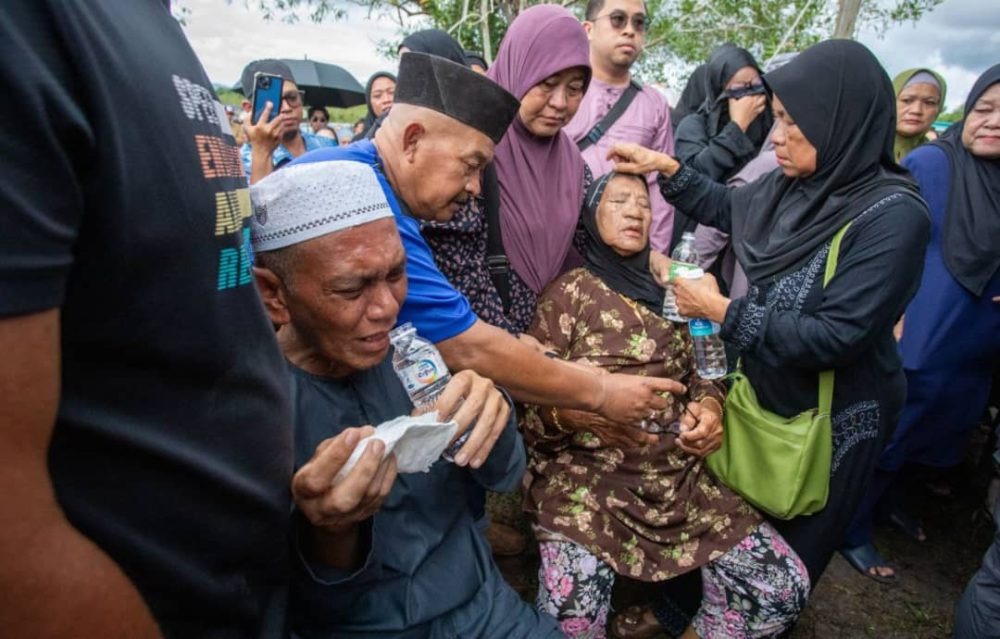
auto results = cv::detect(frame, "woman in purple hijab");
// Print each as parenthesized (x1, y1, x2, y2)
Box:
(487, 5, 592, 315)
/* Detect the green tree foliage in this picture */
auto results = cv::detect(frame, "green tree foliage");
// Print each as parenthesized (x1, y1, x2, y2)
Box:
(329, 104, 369, 122)
(212, 0, 941, 85)
(938, 105, 964, 123)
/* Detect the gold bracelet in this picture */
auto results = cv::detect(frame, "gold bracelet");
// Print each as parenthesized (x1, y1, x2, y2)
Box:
(699, 396, 724, 421)
(549, 407, 568, 433)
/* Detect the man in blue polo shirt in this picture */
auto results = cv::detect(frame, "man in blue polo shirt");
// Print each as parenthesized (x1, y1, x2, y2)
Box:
(290, 52, 685, 428)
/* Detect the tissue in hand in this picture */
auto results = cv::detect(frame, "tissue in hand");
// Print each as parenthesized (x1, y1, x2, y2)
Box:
(332, 412, 459, 485)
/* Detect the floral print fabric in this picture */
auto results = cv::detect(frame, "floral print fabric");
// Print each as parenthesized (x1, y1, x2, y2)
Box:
(536, 540, 616, 639)
(523, 269, 761, 582)
(693, 521, 810, 638)
(420, 199, 538, 335)
(537, 522, 809, 639)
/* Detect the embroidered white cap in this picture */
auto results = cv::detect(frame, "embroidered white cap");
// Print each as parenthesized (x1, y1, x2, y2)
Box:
(249, 160, 393, 252)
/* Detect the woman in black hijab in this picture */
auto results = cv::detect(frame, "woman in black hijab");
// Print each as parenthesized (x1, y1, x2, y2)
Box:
(609, 39, 932, 586)
(842, 63, 1000, 583)
(363, 30, 468, 141)
(670, 44, 772, 249)
(674, 44, 772, 182)
(355, 71, 396, 141)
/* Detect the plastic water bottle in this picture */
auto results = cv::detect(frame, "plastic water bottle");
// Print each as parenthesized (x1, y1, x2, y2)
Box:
(679, 269, 728, 380)
(389, 322, 469, 461)
(662, 232, 701, 322)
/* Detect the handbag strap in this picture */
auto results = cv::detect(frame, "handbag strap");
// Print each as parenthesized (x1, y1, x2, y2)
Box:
(577, 79, 642, 152)
(817, 221, 853, 415)
(482, 163, 512, 313)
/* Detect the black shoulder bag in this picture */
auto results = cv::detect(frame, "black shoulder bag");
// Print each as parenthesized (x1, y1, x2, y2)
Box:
(482, 163, 513, 313)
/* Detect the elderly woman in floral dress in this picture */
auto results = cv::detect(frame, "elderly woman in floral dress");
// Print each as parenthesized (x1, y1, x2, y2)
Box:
(522, 172, 810, 639)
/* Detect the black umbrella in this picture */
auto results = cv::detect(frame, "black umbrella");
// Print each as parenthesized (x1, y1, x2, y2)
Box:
(234, 59, 366, 108)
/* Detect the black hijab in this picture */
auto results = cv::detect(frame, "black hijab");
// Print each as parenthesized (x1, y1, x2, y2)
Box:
(671, 63, 708, 129)
(697, 44, 771, 150)
(359, 71, 396, 137)
(935, 63, 1000, 296)
(731, 39, 924, 283)
(581, 173, 665, 313)
(400, 29, 467, 66)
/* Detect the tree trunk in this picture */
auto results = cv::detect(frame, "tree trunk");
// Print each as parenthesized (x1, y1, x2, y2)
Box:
(833, 0, 863, 39)
(480, 0, 493, 62)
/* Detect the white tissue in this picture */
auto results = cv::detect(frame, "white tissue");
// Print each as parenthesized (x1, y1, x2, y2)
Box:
(332, 412, 459, 485)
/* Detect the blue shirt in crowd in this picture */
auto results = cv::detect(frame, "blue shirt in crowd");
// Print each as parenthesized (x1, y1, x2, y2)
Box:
(240, 130, 337, 178)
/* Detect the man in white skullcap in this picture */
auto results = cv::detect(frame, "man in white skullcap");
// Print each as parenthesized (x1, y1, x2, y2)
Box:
(250, 160, 563, 638)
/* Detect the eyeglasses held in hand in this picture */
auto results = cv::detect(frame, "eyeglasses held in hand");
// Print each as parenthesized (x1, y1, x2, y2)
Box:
(594, 10, 647, 33)
(722, 82, 767, 101)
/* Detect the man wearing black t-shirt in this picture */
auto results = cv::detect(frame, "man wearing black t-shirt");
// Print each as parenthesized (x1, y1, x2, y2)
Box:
(0, 3, 293, 637)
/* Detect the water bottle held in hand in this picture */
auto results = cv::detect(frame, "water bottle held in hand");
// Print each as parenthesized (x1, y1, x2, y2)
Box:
(389, 322, 469, 461)
(679, 269, 728, 380)
(662, 232, 701, 322)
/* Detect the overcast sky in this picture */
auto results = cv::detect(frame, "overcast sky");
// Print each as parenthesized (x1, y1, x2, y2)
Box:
(182, 0, 999, 110)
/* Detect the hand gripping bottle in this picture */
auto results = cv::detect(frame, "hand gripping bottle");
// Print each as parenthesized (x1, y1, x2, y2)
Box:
(389, 322, 469, 461)
(679, 269, 727, 380)
(662, 232, 701, 322)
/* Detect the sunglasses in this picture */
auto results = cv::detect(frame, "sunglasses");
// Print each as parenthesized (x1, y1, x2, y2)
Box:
(594, 10, 648, 33)
(722, 82, 767, 101)
(310, 115, 328, 122)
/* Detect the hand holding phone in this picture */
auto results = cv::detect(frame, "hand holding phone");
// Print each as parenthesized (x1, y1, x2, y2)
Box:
(252, 72, 284, 125)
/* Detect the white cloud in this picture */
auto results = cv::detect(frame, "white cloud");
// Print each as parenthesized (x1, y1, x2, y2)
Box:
(181, 0, 414, 89)
(858, 0, 1000, 110)
(181, 0, 999, 110)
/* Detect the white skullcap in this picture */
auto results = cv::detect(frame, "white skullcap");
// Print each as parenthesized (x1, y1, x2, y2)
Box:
(249, 160, 393, 252)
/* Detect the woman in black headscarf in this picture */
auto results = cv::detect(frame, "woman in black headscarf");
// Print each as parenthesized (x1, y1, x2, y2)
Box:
(670, 44, 772, 249)
(674, 44, 772, 181)
(609, 39, 932, 585)
(354, 71, 395, 141)
(523, 172, 808, 639)
(841, 63, 1000, 583)
(363, 29, 468, 141)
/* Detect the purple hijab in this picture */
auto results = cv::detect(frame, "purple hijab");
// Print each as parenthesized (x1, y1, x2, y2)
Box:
(487, 5, 591, 294)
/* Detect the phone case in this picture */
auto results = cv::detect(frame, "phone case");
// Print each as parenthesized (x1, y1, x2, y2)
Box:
(252, 73, 284, 125)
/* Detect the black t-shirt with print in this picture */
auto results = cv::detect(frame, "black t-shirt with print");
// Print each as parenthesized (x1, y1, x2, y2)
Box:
(0, 2, 292, 636)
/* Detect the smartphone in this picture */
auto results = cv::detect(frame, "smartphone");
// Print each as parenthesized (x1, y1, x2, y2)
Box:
(251, 72, 284, 125)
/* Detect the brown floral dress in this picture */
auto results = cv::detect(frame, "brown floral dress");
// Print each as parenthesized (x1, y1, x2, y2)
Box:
(523, 268, 761, 582)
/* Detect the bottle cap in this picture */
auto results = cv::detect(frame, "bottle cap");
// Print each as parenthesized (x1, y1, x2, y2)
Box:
(389, 321, 416, 344)
(679, 267, 705, 279)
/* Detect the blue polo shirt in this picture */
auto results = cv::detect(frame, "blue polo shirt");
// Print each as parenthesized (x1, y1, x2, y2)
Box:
(240, 130, 337, 179)
(288, 141, 477, 344)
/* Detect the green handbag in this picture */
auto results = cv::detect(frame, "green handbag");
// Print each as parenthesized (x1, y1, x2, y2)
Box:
(705, 221, 852, 520)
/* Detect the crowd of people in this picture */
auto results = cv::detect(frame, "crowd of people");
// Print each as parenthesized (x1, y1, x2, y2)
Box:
(2, 1, 998, 638)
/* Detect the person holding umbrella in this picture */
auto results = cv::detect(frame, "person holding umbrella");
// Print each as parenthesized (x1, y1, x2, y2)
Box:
(240, 59, 336, 184)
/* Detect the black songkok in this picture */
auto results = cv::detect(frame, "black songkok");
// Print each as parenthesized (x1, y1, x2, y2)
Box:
(394, 52, 519, 145)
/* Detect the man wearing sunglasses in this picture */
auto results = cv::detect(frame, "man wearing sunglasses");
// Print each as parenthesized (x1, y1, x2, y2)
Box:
(564, 0, 678, 253)
(239, 59, 336, 184)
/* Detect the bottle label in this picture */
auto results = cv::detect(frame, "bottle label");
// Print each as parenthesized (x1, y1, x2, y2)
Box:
(688, 318, 717, 337)
(668, 261, 698, 282)
(398, 351, 448, 393)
